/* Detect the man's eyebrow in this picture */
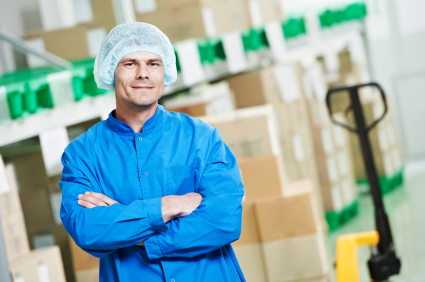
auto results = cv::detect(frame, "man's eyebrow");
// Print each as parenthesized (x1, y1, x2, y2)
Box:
(147, 58, 162, 63)
(120, 58, 137, 63)
(120, 58, 162, 63)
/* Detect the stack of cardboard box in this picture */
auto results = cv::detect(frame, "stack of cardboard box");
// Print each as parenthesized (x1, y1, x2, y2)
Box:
(5, 151, 75, 282)
(69, 236, 100, 282)
(0, 160, 67, 281)
(320, 49, 404, 191)
(135, 0, 249, 42)
(348, 101, 404, 188)
(200, 105, 329, 282)
(9, 246, 67, 282)
(302, 63, 359, 229)
(24, 25, 106, 62)
(225, 64, 326, 222)
(239, 0, 283, 27)
(163, 82, 235, 117)
(0, 162, 30, 264)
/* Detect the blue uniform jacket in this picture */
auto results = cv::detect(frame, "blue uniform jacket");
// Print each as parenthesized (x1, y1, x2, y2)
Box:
(59, 105, 246, 282)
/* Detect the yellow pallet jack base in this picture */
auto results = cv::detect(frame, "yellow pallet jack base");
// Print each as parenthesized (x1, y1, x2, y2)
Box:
(335, 231, 379, 282)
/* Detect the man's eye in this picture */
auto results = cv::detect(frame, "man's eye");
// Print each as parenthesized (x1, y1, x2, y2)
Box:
(150, 63, 158, 66)
(125, 63, 134, 66)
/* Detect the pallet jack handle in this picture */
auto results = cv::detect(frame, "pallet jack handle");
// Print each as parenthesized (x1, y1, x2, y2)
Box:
(325, 82, 401, 281)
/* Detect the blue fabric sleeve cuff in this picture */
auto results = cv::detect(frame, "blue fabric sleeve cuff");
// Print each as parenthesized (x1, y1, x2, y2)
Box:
(146, 197, 168, 232)
(144, 233, 163, 260)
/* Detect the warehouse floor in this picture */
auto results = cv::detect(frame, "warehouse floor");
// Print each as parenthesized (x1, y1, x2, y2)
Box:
(326, 162, 425, 282)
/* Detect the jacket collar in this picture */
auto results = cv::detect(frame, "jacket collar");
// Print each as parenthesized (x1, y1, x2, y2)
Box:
(107, 104, 166, 135)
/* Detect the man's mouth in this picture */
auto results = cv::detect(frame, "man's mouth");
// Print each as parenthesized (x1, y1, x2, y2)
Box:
(131, 86, 154, 89)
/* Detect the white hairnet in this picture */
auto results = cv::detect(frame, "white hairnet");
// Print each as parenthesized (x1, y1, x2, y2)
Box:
(93, 22, 177, 90)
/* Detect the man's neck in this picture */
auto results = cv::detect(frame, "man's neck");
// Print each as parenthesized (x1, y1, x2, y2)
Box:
(115, 101, 158, 133)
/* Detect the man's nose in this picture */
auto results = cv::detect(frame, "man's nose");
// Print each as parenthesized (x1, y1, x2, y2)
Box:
(136, 63, 149, 79)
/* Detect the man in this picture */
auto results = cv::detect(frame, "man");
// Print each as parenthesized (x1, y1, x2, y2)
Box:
(60, 22, 246, 282)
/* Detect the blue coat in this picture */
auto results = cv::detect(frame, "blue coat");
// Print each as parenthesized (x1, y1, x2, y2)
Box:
(60, 105, 246, 282)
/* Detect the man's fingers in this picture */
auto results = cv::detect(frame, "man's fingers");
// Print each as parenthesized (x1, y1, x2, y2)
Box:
(78, 194, 109, 207)
(84, 192, 119, 206)
(77, 199, 97, 209)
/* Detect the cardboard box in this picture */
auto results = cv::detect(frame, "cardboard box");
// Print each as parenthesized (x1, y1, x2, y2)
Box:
(26, 224, 76, 282)
(0, 191, 21, 215)
(254, 192, 328, 281)
(89, 0, 118, 32)
(262, 234, 328, 282)
(233, 244, 266, 282)
(9, 246, 66, 282)
(313, 134, 357, 210)
(234, 202, 259, 246)
(75, 268, 100, 282)
(167, 103, 208, 117)
(199, 104, 280, 159)
(227, 68, 279, 109)
(240, 0, 282, 27)
(165, 82, 235, 117)
(254, 193, 317, 242)
(227, 66, 316, 177)
(233, 203, 267, 282)
(0, 208, 30, 263)
(24, 25, 106, 60)
(136, 1, 240, 43)
(238, 154, 286, 202)
(347, 101, 404, 179)
(69, 236, 100, 271)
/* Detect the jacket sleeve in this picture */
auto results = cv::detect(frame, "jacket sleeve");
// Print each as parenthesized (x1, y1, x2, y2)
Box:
(60, 149, 167, 259)
(144, 128, 244, 259)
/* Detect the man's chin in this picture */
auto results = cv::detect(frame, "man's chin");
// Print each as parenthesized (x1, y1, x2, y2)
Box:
(126, 99, 158, 109)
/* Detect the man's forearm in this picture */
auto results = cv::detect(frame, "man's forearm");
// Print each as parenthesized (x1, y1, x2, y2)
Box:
(162, 193, 203, 223)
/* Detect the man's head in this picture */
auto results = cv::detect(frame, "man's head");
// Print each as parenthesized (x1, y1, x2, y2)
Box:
(114, 51, 164, 108)
(93, 22, 177, 107)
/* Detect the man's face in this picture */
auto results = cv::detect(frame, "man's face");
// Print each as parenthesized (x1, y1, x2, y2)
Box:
(114, 52, 165, 108)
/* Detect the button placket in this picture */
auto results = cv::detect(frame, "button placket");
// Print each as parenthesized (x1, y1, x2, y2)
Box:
(135, 135, 151, 199)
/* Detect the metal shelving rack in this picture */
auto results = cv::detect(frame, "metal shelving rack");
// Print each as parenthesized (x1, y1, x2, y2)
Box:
(0, 21, 364, 148)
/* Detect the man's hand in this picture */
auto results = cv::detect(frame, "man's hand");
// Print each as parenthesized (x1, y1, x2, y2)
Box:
(77, 192, 119, 209)
(162, 193, 203, 223)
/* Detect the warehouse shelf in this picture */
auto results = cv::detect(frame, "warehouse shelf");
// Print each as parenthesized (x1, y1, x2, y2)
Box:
(325, 197, 360, 231)
(0, 93, 115, 147)
(356, 167, 405, 195)
(0, 11, 366, 147)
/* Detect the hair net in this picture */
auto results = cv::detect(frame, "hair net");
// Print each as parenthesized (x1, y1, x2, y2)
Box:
(93, 22, 177, 90)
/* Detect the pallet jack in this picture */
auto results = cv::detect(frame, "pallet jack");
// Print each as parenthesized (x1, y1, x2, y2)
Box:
(325, 82, 401, 282)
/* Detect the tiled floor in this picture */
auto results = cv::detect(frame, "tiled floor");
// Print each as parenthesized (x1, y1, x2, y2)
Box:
(326, 163, 425, 282)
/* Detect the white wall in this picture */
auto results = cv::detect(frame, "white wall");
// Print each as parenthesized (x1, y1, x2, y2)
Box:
(365, 0, 425, 161)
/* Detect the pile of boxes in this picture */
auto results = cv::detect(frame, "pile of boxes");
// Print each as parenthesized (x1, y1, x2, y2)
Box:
(0, 158, 67, 281)
(163, 81, 235, 117)
(0, 162, 30, 263)
(225, 64, 327, 225)
(200, 105, 329, 282)
(69, 236, 100, 282)
(348, 101, 404, 194)
(302, 63, 359, 230)
(23, 0, 286, 65)
(4, 151, 75, 281)
(321, 49, 405, 194)
(2, 118, 101, 282)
